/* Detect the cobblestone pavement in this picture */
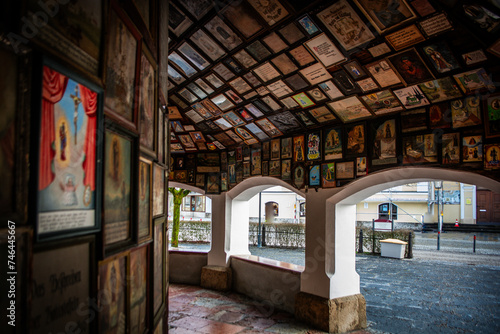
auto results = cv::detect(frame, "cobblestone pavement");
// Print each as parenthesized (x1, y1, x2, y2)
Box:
(172, 232, 500, 333)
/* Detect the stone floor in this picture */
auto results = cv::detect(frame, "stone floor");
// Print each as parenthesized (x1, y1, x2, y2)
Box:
(168, 284, 369, 334)
(169, 232, 500, 333)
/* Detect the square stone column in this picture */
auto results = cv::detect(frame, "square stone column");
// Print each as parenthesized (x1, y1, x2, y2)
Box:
(295, 291, 366, 333)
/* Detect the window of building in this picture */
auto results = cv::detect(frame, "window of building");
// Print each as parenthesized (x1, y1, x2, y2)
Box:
(299, 202, 306, 217)
(182, 196, 206, 212)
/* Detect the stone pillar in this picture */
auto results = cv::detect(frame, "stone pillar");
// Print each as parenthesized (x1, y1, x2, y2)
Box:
(297, 189, 366, 333)
(203, 193, 249, 291)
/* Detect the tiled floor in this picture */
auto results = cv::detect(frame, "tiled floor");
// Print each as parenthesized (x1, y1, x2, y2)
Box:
(168, 284, 372, 334)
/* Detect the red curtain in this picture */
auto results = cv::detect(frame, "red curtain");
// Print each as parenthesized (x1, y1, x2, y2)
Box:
(79, 84, 97, 191)
(39, 67, 68, 190)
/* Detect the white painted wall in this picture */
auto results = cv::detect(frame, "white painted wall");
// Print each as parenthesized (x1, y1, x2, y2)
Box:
(247, 186, 304, 220)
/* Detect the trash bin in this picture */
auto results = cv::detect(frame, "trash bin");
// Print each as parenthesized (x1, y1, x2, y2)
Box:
(380, 239, 407, 259)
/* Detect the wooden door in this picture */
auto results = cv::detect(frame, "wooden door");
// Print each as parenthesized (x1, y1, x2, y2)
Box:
(477, 190, 491, 223)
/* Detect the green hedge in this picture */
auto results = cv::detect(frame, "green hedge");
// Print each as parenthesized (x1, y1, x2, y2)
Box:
(249, 222, 305, 248)
(356, 227, 415, 258)
(167, 221, 211, 243)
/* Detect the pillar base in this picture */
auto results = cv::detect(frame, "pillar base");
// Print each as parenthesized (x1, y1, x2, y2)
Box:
(295, 292, 366, 333)
(200, 266, 232, 291)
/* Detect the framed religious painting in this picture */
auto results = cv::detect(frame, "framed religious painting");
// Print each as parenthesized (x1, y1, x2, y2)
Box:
(330, 69, 361, 95)
(247, 0, 289, 26)
(104, 1, 141, 131)
(344, 60, 367, 80)
(103, 123, 137, 254)
(221, 172, 229, 191)
(327, 96, 373, 123)
(451, 96, 482, 129)
(306, 132, 321, 161)
(308, 106, 336, 124)
(151, 217, 166, 325)
(269, 160, 281, 177)
(270, 138, 280, 160)
(428, 102, 451, 129)
(387, 48, 434, 86)
(98, 252, 127, 333)
(419, 78, 462, 104)
(353, 0, 417, 34)
(393, 85, 430, 109)
(453, 68, 494, 95)
(365, 60, 403, 88)
(293, 164, 306, 189)
(234, 49, 258, 69)
(179, 0, 213, 20)
(251, 147, 262, 175)
(129, 243, 149, 333)
(357, 157, 368, 176)
(321, 162, 336, 188)
(152, 163, 165, 218)
(36, 62, 103, 241)
(168, 51, 197, 78)
(421, 42, 460, 74)
(27, 0, 103, 77)
(336, 161, 355, 180)
(139, 48, 158, 158)
(262, 32, 288, 54)
(462, 135, 483, 163)
(324, 127, 343, 161)
(318, 80, 344, 101)
(484, 144, 500, 170)
(370, 118, 398, 166)
(317, 0, 375, 51)
(279, 22, 305, 45)
(168, 2, 192, 36)
(268, 111, 302, 133)
(401, 108, 427, 133)
(157, 108, 165, 166)
(222, 1, 264, 39)
(281, 137, 292, 159)
(402, 134, 438, 164)
(245, 123, 270, 141)
(138, 157, 152, 242)
(281, 159, 292, 180)
(205, 15, 242, 51)
(206, 173, 221, 194)
(484, 93, 500, 138)
(361, 90, 404, 116)
(297, 14, 321, 36)
(190, 29, 226, 62)
(441, 133, 460, 164)
(309, 164, 321, 187)
(345, 123, 366, 157)
(293, 135, 305, 162)
(32, 236, 95, 333)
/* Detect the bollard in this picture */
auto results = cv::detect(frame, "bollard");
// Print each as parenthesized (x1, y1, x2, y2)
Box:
(358, 230, 364, 253)
(437, 230, 440, 250)
(262, 225, 266, 247)
(407, 231, 413, 258)
(473, 234, 476, 253)
(372, 231, 375, 255)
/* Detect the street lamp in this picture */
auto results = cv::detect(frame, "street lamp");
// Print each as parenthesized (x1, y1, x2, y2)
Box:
(434, 181, 443, 250)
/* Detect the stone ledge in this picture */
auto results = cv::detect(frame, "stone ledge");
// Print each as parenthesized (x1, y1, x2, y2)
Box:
(200, 265, 232, 291)
(294, 291, 366, 333)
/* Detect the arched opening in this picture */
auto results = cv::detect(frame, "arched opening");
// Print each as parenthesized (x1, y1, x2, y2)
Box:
(312, 167, 500, 331)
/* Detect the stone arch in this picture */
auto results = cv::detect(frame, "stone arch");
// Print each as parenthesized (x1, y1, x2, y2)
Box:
(169, 181, 206, 195)
(228, 176, 305, 201)
(310, 167, 500, 299)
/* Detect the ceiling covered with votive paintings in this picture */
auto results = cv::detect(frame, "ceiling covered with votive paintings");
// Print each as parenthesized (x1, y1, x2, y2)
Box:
(166, 0, 500, 190)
